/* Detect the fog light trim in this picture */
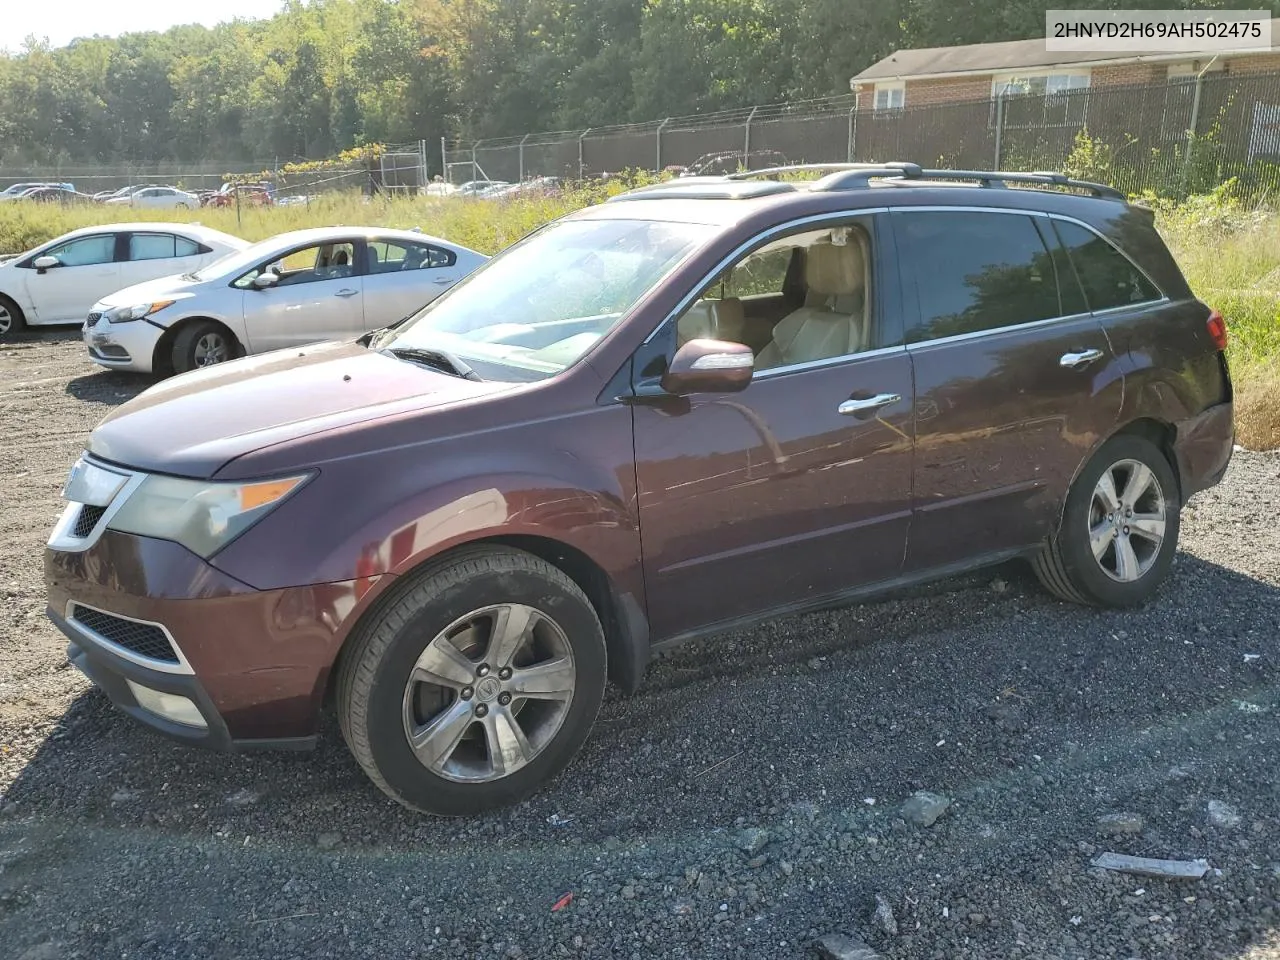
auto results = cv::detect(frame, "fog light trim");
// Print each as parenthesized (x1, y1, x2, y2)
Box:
(125, 680, 208, 729)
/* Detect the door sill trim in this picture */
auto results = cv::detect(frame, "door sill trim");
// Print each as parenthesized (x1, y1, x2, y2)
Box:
(651, 546, 1033, 652)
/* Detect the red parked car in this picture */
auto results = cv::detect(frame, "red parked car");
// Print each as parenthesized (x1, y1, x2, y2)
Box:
(45, 163, 1233, 815)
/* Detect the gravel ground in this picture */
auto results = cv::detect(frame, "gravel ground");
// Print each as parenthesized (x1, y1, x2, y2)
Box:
(2, 331, 1279, 960)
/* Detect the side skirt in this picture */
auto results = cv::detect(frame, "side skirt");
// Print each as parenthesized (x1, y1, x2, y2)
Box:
(650, 546, 1034, 654)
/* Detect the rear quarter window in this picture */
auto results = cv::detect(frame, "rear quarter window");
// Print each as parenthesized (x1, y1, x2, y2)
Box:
(1053, 220, 1162, 311)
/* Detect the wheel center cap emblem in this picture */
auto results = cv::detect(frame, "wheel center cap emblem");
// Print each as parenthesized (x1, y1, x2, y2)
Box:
(476, 676, 502, 702)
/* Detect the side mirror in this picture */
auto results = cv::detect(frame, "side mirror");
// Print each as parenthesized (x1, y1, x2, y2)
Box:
(661, 339, 754, 396)
(33, 255, 60, 272)
(252, 272, 279, 290)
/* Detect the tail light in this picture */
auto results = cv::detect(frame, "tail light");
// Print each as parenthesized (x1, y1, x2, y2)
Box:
(1206, 309, 1228, 351)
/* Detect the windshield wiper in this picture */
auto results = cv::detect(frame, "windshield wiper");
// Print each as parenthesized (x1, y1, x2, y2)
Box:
(382, 346, 481, 381)
(180, 271, 200, 281)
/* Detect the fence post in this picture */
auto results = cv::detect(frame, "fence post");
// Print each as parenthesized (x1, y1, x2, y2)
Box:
(471, 140, 481, 181)
(847, 106, 857, 162)
(518, 133, 531, 181)
(1182, 70, 1207, 192)
(578, 128, 591, 180)
(440, 137, 447, 182)
(656, 117, 671, 172)
(993, 93, 1006, 168)
(744, 106, 758, 165)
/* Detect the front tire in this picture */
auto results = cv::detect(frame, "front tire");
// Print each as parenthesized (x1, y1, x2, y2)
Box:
(172, 320, 234, 374)
(1033, 434, 1180, 607)
(337, 546, 607, 815)
(0, 295, 26, 342)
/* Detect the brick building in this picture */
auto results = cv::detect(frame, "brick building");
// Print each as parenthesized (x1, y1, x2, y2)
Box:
(850, 25, 1280, 111)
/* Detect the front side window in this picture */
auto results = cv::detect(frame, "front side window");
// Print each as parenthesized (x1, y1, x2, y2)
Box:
(380, 218, 712, 380)
(1053, 220, 1161, 310)
(896, 211, 1063, 343)
(129, 233, 178, 261)
(236, 241, 357, 288)
(675, 220, 875, 371)
(41, 234, 116, 267)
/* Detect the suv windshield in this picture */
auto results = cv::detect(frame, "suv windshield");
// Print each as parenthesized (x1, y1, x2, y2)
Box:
(378, 218, 712, 380)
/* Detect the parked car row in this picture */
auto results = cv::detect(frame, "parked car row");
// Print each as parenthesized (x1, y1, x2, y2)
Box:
(0, 220, 487, 375)
(0, 181, 203, 209)
(37, 162, 1235, 817)
(429, 177, 565, 200)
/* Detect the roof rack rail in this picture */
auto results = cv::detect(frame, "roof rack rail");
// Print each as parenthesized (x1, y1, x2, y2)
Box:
(813, 162, 1125, 200)
(725, 163, 897, 180)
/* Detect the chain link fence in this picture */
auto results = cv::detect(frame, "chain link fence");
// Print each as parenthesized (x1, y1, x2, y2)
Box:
(444, 71, 1280, 197)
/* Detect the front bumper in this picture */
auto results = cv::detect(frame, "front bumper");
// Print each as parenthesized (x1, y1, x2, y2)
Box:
(1173, 401, 1234, 501)
(46, 529, 374, 750)
(82, 312, 161, 373)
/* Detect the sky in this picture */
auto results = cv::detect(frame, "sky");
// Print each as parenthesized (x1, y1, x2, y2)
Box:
(1, 0, 283, 53)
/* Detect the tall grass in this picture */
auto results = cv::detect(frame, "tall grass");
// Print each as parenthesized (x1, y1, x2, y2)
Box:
(2, 181, 1276, 448)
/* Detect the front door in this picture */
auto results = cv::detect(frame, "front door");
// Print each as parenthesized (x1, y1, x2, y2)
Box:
(633, 214, 915, 641)
(21, 233, 122, 323)
(241, 239, 365, 353)
(890, 209, 1124, 572)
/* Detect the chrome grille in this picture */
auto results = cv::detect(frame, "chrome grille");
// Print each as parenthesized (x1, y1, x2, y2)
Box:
(69, 604, 178, 664)
(86, 312, 102, 323)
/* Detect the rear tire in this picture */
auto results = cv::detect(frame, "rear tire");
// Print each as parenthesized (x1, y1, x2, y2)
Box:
(336, 546, 607, 815)
(171, 320, 234, 374)
(0, 295, 26, 342)
(1033, 434, 1180, 607)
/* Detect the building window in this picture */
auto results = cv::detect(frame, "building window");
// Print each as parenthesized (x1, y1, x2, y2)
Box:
(873, 82, 905, 113)
(991, 70, 1090, 127)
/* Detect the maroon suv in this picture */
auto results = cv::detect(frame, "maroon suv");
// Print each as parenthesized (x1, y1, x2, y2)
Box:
(45, 163, 1234, 815)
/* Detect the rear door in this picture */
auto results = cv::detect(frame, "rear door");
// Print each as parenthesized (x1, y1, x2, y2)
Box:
(892, 208, 1124, 572)
(120, 232, 205, 287)
(362, 238, 462, 326)
(19, 232, 123, 323)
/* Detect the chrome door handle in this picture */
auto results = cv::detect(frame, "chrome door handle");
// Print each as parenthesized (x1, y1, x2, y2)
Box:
(432, 277, 453, 285)
(335, 288, 359, 298)
(1059, 348, 1104, 369)
(837, 393, 901, 417)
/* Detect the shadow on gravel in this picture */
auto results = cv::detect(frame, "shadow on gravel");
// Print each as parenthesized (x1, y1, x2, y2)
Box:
(65, 369, 152, 408)
(3, 552, 1279, 958)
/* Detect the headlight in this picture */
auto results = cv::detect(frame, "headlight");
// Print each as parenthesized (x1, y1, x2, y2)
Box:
(107, 300, 175, 324)
(108, 473, 310, 557)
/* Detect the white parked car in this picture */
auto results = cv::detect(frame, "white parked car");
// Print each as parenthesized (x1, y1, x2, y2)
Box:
(105, 186, 200, 210)
(84, 226, 486, 375)
(0, 223, 247, 341)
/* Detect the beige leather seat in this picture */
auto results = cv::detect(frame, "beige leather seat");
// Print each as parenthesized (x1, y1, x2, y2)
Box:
(755, 239, 868, 370)
(677, 297, 746, 346)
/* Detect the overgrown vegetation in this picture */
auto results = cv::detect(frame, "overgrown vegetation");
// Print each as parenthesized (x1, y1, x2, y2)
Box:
(1, 179, 1275, 448)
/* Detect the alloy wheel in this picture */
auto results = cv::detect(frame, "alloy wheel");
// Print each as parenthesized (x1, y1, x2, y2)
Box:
(1088, 458, 1167, 582)
(401, 603, 576, 783)
(193, 332, 228, 366)
(0, 305, 11, 336)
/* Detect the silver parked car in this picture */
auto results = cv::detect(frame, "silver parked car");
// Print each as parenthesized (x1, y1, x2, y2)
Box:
(83, 227, 487, 375)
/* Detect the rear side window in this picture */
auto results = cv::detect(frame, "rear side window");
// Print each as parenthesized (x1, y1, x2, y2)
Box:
(129, 233, 178, 260)
(895, 211, 1062, 342)
(1053, 220, 1162, 311)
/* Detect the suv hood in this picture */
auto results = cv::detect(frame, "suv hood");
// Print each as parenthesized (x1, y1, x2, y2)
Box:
(88, 341, 512, 477)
